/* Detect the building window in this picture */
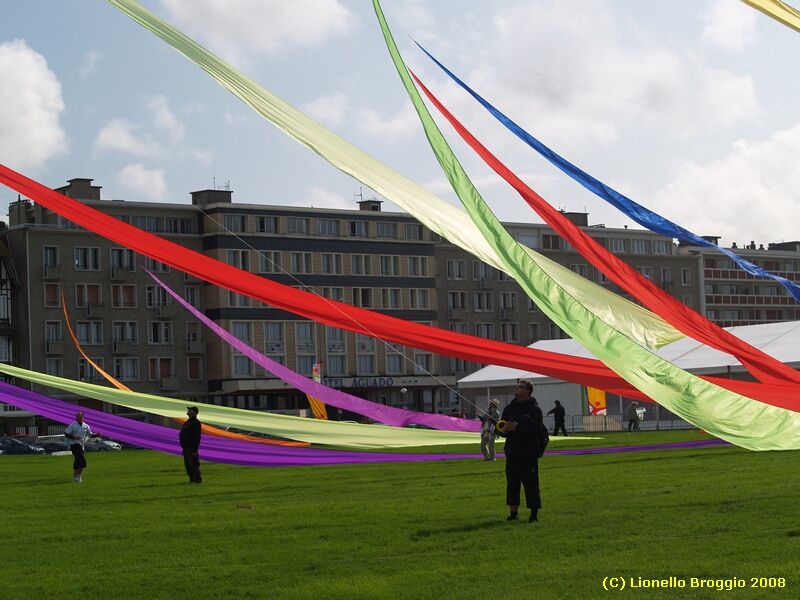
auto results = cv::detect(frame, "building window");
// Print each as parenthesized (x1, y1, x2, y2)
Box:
(518, 233, 539, 249)
(501, 323, 519, 343)
(111, 285, 136, 309)
(76, 284, 101, 308)
(259, 251, 281, 273)
(349, 221, 369, 238)
(356, 333, 375, 374)
(682, 295, 692, 308)
(144, 257, 170, 273)
(529, 323, 541, 343)
(78, 358, 103, 381)
(474, 291, 493, 312)
(404, 223, 422, 240)
(289, 252, 311, 275)
(541, 234, 561, 250)
(475, 323, 494, 339)
(76, 321, 103, 345)
(112, 321, 138, 343)
(351, 255, 372, 275)
(376, 222, 397, 239)
(256, 216, 278, 233)
(148, 322, 172, 345)
(409, 289, 429, 309)
(132, 216, 159, 232)
(386, 343, 404, 373)
(167, 218, 195, 234)
(321, 253, 343, 275)
(380, 255, 401, 276)
(322, 287, 344, 302)
(227, 250, 250, 271)
(228, 291, 251, 307)
(636, 266, 653, 280)
(264, 323, 285, 361)
(45, 321, 61, 343)
(74, 247, 101, 271)
(631, 239, 649, 254)
(447, 260, 466, 280)
(223, 214, 246, 232)
(232, 322, 253, 375)
(652, 240, 668, 254)
(570, 264, 588, 278)
(149, 357, 173, 381)
(660, 268, 671, 285)
(500, 292, 518, 311)
(381, 288, 401, 309)
(46, 358, 63, 377)
(114, 358, 139, 381)
(187, 357, 203, 380)
(43, 246, 59, 267)
(184, 286, 199, 307)
(448, 291, 467, 310)
(527, 297, 540, 312)
(610, 238, 628, 253)
(317, 219, 339, 236)
(353, 288, 373, 308)
(414, 352, 432, 374)
(146, 286, 169, 308)
(287, 217, 309, 235)
(408, 256, 428, 277)
(473, 261, 494, 281)
(110, 248, 135, 270)
(681, 268, 691, 286)
(549, 323, 567, 339)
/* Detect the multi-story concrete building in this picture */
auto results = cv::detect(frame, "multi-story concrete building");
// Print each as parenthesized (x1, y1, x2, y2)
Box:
(3, 177, 794, 432)
(677, 238, 800, 327)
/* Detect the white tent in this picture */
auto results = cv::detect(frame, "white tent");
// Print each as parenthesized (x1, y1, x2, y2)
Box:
(458, 321, 800, 418)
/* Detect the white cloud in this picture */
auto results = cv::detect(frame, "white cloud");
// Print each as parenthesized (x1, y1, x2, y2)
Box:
(116, 164, 169, 200)
(158, 0, 356, 67)
(147, 95, 185, 144)
(93, 119, 163, 158)
(0, 39, 67, 170)
(304, 92, 349, 127)
(649, 124, 800, 246)
(356, 101, 419, 141)
(699, 0, 756, 54)
(79, 50, 102, 78)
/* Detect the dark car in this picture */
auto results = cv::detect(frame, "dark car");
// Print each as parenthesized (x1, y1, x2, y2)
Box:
(0, 437, 46, 455)
(37, 440, 71, 453)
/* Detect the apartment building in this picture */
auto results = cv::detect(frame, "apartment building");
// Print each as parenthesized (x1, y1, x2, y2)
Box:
(8, 177, 792, 432)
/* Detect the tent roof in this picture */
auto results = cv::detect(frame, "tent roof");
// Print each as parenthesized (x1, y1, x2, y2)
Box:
(458, 320, 800, 388)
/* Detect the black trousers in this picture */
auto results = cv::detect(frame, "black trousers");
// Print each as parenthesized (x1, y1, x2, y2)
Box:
(71, 444, 87, 470)
(553, 421, 567, 436)
(182, 448, 202, 482)
(505, 455, 541, 509)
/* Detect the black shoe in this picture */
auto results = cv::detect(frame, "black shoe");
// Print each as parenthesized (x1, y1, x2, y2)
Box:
(529, 512, 538, 522)
(507, 513, 518, 521)
(195, 478, 202, 484)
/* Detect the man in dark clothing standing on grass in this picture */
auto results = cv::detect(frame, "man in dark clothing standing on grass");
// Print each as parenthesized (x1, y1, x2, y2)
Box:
(547, 400, 567, 436)
(498, 378, 543, 522)
(179, 406, 202, 483)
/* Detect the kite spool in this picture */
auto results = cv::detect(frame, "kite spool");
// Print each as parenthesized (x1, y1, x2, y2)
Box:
(495, 419, 507, 433)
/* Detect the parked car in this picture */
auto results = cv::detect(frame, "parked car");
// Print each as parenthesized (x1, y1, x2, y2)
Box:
(36, 439, 71, 453)
(84, 438, 122, 452)
(0, 436, 46, 455)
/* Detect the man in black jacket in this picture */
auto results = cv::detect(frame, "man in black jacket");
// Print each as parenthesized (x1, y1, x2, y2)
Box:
(547, 400, 567, 436)
(498, 379, 543, 522)
(179, 406, 202, 483)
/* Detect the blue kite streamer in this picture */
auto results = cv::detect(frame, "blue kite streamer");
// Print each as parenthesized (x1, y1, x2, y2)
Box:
(415, 41, 800, 302)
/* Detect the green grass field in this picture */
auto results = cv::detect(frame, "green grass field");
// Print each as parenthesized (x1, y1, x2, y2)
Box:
(2, 431, 797, 599)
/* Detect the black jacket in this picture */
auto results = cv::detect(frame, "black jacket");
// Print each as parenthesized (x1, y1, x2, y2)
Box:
(179, 416, 202, 451)
(499, 398, 543, 459)
(548, 405, 566, 423)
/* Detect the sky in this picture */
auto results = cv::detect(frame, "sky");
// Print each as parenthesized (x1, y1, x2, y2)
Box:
(1, 0, 800, 248)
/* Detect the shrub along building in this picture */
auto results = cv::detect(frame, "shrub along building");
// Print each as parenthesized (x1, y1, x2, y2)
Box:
(1, 177, 797, 433)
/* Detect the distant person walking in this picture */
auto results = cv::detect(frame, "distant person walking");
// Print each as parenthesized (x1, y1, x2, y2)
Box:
(64, 411, 101, 483)
(547, 400, 567, 436)
(179, 406, 202, 483)
(479, 399, 502, 461)
(627, 401, 640, 432)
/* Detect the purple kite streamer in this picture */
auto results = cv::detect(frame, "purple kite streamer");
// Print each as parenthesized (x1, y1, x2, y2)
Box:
(0, 382, 481, 466)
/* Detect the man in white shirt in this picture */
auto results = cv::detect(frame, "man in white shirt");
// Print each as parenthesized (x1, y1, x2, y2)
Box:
(64, 411, 100, 482)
